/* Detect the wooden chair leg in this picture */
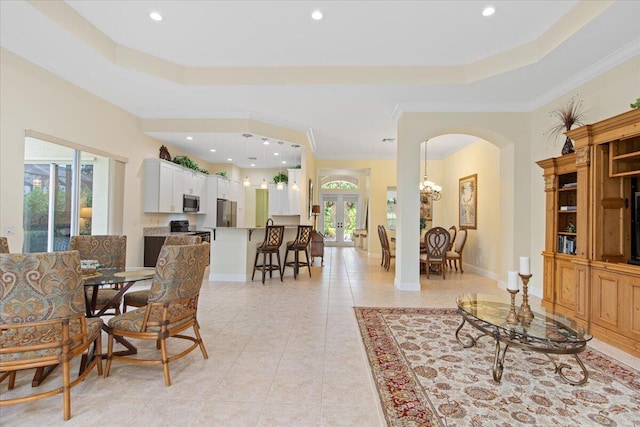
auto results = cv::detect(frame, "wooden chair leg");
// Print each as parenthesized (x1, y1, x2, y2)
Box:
(459, 259, 464, 273)
(193, 320, 209, 359)
(252, 251, 260, 280)
(305, 249, 312, 277)
(62, 359, 71, 420)
(261, 252, 267, 284)
(159, 337, 171, 386)
(283, 248, 290, 276)
(276, 251, 283, 282)
(104, 332, 114, 378)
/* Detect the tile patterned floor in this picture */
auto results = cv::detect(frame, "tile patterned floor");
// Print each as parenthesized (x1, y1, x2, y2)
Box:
(1, 247, 638, 426)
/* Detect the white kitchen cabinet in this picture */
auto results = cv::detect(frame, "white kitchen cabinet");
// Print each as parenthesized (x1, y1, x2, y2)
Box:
(268, 183, 289, 216)
(217, 176, 230, 200)
(183, 169, 206, 198)
(144, 159, 184, 213)
(287, 169, 301, 215)
(200, 174, 219, 228)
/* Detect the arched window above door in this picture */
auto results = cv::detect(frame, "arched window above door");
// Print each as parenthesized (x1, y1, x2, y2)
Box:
(320, 175, 359, 190)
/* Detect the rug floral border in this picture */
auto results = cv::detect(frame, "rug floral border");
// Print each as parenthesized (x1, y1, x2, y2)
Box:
(354, 306, 640, 427)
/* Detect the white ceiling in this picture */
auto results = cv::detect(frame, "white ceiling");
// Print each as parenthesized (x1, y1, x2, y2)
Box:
(1, 1, 639, 168)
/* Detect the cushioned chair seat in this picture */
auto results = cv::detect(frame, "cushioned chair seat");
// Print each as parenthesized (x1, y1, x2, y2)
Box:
(108, 302, 193, 333)
(123, 289, 150, 309)
(0, 317, 102, 362)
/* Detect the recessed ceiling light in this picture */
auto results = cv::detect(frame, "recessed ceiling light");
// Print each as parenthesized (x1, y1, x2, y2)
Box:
(227, 158, 233, 162)
(262, 138, 269, 145)
(149, 11, 163, 22)
(210, 149, 216, 152)
(186, 136, 193, 141)
(482, 6, 495, 17)
(311, 10, 323, 20)
(282, 160, 287, 164)
(250, 163, 256, 167)
(274, 152, 279, 156)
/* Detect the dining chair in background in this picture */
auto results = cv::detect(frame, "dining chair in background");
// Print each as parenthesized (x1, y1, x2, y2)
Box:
(447, 225, 457, 251)
(0, 251, 103, 420)
(283, 225, 313, 279)
(123, 235, 202, 312)
(378, 225, 395, 271)
(447, 228, 468, 272)
(252, 225, 285, 284)
(104, 243, 210, 386)
(69, 235, 127, 315)
(0, 237, 8, 253)
(420, 226, 450, 279)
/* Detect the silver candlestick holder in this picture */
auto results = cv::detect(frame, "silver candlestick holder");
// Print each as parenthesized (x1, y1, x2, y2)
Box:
(518, 273, 534, 321)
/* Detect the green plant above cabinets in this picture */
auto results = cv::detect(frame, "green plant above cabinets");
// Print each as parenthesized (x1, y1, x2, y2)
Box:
(273, 172, 288, 184)
(172, 156, 208, 174)
(216, 171, 227, 178)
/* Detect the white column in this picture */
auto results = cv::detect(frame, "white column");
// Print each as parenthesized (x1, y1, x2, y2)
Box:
(394, 125, 421, 291)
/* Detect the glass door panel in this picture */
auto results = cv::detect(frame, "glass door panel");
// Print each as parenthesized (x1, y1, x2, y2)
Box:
(320, 194, 359, 246)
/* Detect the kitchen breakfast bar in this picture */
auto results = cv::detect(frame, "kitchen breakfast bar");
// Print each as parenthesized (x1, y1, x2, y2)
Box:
(209, 226, 302, 281)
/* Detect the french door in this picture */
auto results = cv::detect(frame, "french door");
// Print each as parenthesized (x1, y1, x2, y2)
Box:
(320, 194, 359, 247)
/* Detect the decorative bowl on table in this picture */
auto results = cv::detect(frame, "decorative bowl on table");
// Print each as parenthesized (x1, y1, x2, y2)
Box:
(81, 260, 98, 276)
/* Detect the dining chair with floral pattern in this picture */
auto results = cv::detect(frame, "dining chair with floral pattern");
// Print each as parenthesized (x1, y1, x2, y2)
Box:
(104, 242, 210, 386)
(0, 250, 103, 420)
(69, 235, 127, 315)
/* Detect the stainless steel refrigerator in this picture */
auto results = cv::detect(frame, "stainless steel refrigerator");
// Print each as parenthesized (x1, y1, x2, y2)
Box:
(216, 199, 237, 227)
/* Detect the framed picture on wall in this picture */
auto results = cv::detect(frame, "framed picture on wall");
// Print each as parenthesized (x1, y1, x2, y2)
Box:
(459, 174, 477, 229)
(308, 179, 314, 219)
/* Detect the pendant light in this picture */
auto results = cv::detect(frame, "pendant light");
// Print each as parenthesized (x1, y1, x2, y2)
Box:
(419, 140, 442, 203)
(276, 141, 284, 190)
(242, 134, 252, 187)
(291, 144, 299, 190)
(260, 139, 268, 189)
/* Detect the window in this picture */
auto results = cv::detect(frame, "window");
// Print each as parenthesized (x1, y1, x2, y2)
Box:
(23, 137, 116, 252)
(320, 175, 359, 190)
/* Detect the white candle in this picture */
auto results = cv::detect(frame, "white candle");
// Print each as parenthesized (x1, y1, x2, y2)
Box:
(507, 271, 519, 291)
(519, 257, 531, 275)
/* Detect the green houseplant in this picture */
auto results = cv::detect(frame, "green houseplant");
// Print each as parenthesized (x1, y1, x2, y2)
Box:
(172, 155, 208, 174)
(273, 172, 288, 184)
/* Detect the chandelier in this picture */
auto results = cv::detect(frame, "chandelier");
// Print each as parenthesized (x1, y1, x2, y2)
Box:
(420, 140, 442, 203)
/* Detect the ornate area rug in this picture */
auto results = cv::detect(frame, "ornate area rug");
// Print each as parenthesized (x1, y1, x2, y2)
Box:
(354, 307, 640, 427)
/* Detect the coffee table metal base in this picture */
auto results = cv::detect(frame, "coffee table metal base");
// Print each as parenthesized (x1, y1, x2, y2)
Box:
(455, 316, 589, 386)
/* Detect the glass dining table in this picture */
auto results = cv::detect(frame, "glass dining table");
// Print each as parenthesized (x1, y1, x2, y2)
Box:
(82, 267, 155, 317)
(82, 267, 155, 356)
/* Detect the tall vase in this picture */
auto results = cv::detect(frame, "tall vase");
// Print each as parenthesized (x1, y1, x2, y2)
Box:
(561, 136, 575, 155)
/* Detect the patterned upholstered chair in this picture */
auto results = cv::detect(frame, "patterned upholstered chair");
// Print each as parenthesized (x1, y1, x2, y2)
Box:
(419, 226, 450, 279)
(69, 235, 126, 315)
(251, 225, 285, 284)
(105, 243, 209, 386)
(123, 235, 201, 312)
(0, 237, 8, 253)
(0, 251, 103, 420)
(283, 225, 313, 279)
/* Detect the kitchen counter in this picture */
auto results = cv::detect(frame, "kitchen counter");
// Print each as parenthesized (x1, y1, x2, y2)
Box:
(210, 226, 301, 281)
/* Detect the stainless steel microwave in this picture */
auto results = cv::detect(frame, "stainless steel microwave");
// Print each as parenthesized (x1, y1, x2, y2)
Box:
(183, 194, 200, 212)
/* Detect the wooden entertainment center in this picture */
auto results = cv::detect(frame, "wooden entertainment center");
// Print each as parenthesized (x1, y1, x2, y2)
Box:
(537, 109, 640, 357)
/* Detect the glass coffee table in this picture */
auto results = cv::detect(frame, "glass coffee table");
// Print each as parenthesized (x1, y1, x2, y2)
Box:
(456, 293, 592, 385)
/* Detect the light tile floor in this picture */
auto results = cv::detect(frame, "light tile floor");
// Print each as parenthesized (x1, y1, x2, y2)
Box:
(1, 247, 638, 426)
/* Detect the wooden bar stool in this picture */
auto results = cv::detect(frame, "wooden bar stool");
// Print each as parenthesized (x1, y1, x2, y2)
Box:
(252, 225, 285, 284)
(283, 225, 313, 279)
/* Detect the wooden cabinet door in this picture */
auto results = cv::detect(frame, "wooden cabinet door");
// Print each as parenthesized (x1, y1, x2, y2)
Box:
(591, 268, 622, 332)
(555, 258, 576, 311)
(620, 273, 640, 341)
